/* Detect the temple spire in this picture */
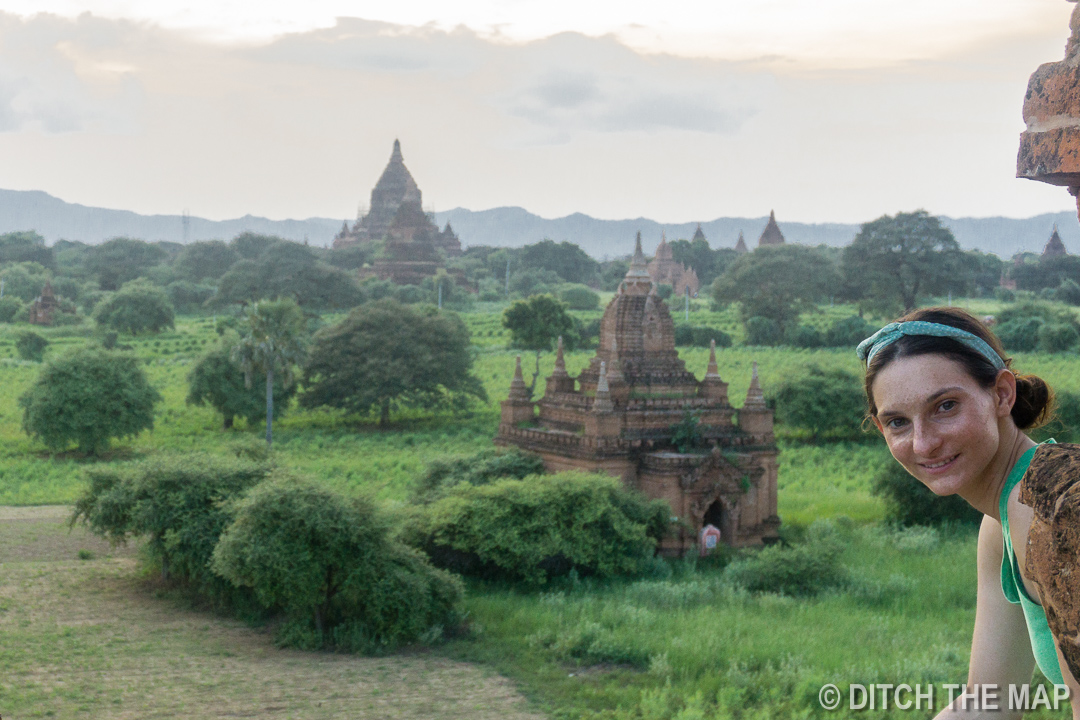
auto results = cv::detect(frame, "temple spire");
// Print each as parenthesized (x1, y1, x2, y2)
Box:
(623, 231, 653, 288)
(594, 361, 614, 412)
(391, 138, 403, 163)
(509, 355, 530, 400)
(607, 336, 624, 383)
(552, 336, 568, 377)
(743, 362, 767, 410)
(706, 339, 719, 378)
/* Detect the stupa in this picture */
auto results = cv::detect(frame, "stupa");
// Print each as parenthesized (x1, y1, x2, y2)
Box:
(647, 232, 700, 297)
(1043, 225, 1068, 260)
(757, 211, 786, 247)
(495, 234, 780, 552)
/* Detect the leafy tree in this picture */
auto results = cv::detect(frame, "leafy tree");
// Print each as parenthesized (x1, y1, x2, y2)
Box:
(668, 237, 722, 285)
(86, 238, 167, 290)
(232, 299, 307, 446)
(503, 294, 578, 392)
(93, 281, 175, 334)
(712, 245, 838, 329)
(825, 316, 873, 348)
(229, 231, 280, 260)
(773, 366, 865, 440)
(519, 239, 599, 284)
(841, 211, 964, 313)
(784, 324, 824, 348)
(674, 325, 733, 348)
(212, 479, 463, 647)
(0, 261, 48, 301)
(175, 240, 239, 282)
(0, 231, 53, 269)
(301, 299, 486, 425)
(1056, 278, 1080, 306)
(166, 280, 216, 313)
(213, 240, 361, 309)
(327, 242, 375, 271)
(1011, 254, 1080, 292)
(559, 283, 600, 310)
(187, 347, 298, 429)
(962, 250, 1007, 298)
(509, 267, 561, 298)
(411, 449, 547, 504)
(19, 347, 161, 454)
(599, 259, 630, 291)
(0, 296, 21, 322)
(15, 331, 48, 361)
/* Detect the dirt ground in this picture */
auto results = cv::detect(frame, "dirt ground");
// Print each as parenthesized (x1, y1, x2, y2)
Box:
(0, 507, 545, 720)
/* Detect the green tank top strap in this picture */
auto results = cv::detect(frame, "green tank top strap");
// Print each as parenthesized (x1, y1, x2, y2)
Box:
(999, 441, 1065, 686)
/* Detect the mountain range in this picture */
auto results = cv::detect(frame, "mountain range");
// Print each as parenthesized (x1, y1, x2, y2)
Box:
(0, 188, 1075, 260)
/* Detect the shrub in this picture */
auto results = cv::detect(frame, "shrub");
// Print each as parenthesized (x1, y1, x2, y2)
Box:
(93, 281, 175, 334)
(674, 325, 733, 348)
(657, 284, 674, 300)
(723, 533, 845, 597)
(1033, 390, 1080, 443)
(1057, 278, 1080, 306)
(15, 330, 48, 361)
(559, 284, 600, 311)
(871, 463, 982, 527)
(743, 316, 782, 346)
(996, 317, 1043, 352)
(71, 454, 271, 594)
(19, 348, 161, 454)
(1037, 322, 1079, 353)
(411, 448, 546, 504)
(996, 302, 1080, 352)
(212, 480, 463, 650)
(0, 296, 21, 322)
(773, 366, 865, 440)
(783, 324, 823, 348)
(405, 472, 672, 585)
(993, 287, 1016, 303)
(824, 316, 873, 348)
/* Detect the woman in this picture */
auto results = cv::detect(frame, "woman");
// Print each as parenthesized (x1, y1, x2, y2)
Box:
(859, 307, 1080, 718)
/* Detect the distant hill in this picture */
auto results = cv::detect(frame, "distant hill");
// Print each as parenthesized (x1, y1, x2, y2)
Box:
(0, 188, 1075, 259)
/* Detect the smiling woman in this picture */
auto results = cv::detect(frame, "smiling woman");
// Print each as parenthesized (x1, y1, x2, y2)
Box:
(859, 307, 1080, 719)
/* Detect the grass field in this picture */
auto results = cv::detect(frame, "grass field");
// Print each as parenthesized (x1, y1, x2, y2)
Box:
(1, 299, 1077, 718)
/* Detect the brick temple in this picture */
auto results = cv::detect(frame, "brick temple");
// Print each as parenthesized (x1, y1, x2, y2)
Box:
(648, 232, 700, 297)
(333, 140, 461, 284)
(495, 234, 780, 553)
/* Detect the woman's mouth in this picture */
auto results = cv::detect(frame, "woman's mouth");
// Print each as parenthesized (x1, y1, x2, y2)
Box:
(920, 454, 959, 472)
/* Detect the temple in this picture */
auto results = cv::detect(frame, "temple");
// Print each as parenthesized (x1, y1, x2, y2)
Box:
(494, 234, 780, 553)
(333, 140, 461, 284)
(757, 210, 786, 247)
(1043, 225, 1068, 259)
(734, 231, 748, 254)
(648, 232, 700, 297)
(28, 281, 57, 326)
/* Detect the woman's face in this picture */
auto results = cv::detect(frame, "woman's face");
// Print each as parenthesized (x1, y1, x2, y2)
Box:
(871, 354, 1012, 496)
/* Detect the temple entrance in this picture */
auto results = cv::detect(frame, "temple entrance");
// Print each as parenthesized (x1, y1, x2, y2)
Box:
(702, 499, 735, 547)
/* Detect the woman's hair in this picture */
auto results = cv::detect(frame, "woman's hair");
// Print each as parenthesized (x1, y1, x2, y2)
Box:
(863, 307, 1053, 430)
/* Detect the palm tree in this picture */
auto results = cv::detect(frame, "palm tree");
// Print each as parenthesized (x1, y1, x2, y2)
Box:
(232, 299, 307, 446)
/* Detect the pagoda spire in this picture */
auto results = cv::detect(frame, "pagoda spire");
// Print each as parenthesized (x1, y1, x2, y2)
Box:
(743, 362, 767, 410)
(508, 355, 530, 400)
(706, 339, 720, 378)
(623, 231, 653, 291)
(594, 361, 614, 412)
(390, 138, 403, 163)
(552, 335, 568, 377)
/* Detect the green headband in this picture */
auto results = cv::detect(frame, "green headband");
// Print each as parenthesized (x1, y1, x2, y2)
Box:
(856, 321, 1006, 371)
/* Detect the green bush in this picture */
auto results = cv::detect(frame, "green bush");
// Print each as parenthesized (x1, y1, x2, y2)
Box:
(773, 366, 865, 440)
(93, 280, 175, 335)
(996, 317, 1043, 352)
(212, 480, 463, 651)
(0, 296, 21, 322)
(19, 348, 161, 454)
(559, 284, 600, 311)
(1057, 278, 1080, 306)
(724, 529, 845, 597)
(15, 330, 48, 361)
(994, 286, 1016, 303)
(783, 324, 823, 348)
(870, 463, 982, 527)
(1033, 390, 1080, 443)
(405, 472, 672, 585)
(656, 284, 674, 300)
(187, 347, 298, 429)
(674, 325, 733, 348)
(411, 448, 546, 504)
(71, 454, 271, 596)
(743, 316, 782, 346)
(824, 316, 873, 348)
(996, 302, 1080, 353)
(1037, 322, 1079, 353)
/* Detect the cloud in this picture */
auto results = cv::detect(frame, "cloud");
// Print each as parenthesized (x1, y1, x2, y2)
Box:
(0, 12, 144, 133)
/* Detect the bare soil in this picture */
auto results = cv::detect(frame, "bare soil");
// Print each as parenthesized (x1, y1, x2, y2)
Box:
(0, 508, 545, 720)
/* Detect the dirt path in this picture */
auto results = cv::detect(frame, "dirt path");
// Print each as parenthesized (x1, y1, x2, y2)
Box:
(0, 507, 546, 720)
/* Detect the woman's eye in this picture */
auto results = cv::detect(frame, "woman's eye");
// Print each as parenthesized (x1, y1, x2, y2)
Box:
(939, 400, 957, 412)
(886, 418, 907, 430)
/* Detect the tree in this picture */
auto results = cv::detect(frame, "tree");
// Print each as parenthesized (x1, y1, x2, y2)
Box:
(187, 347, 298, 429)
(518, 239, 599, 284)
(229, 231, 280, 260)
(175, 240, 239, 282)
(773, 366, 865, 441)
(19, 347, 161, 454)
(0, 261, 48, 301)
(86, 238, 167, 290)
(15, 331, 48, 362)
(712, 245, 838, 330)
(232, 299, 307, 446)
(841, 210, 964, 313)
(213, 240, 361, 309)
(502, 294, 578, 392)
(0, 231, 53, 269)
(92, 281, 175, 334)
(301, 299, 487, 425)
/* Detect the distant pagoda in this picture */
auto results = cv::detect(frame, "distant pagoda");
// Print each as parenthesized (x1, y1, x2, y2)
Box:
(1042, 225, 1068, 260)
(333, 140, 461, 284)
(647, 232, 700, 297)
(734, 231, 748, 254)
(495, 234, 780, 553)
(757, 210, 786, 247)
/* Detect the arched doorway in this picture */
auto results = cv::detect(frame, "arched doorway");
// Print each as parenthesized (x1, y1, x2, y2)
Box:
(702, 498, 736, 546)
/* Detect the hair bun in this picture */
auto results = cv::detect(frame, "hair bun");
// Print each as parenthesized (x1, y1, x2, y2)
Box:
(1013, 373, 1052, 430)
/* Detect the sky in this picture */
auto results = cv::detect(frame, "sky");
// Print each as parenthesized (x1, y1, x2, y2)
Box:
(0, 0, 1077, 225)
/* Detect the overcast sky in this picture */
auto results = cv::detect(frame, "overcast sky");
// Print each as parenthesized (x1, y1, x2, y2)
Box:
(0, 1, 1077, 225)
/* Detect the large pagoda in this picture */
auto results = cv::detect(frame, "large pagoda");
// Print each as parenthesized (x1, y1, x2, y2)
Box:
(495, 234, 780, 552)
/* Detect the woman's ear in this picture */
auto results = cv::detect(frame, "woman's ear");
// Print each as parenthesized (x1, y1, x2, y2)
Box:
(994, 369, 1018, 418)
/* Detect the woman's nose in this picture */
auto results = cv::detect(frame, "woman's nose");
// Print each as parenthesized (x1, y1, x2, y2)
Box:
(911, 419, 941, 456)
